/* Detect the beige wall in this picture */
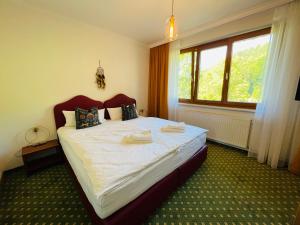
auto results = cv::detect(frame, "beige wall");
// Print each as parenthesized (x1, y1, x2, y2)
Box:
(180, 9, 274, 49)
(0, 2, 149, 173)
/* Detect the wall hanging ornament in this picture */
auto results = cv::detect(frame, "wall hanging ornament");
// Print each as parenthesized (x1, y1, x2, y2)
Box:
(96, 60, 106, 89)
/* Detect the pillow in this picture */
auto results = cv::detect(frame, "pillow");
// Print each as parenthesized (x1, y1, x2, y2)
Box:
(75, 107, 100, 129)
(107, 107, 122, 120)
(63, 108, 104, 127)
(98, 109, 106, 123)
(63, 111, 76, 127)
(122, 104, 138, 121)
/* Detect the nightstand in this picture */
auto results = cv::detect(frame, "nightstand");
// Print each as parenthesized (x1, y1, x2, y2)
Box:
(22, 139, 64, 175)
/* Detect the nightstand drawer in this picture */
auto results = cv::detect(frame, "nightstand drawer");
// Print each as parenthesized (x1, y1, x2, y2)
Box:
(22, 139, 64, 175)
(25, 154, 64, 175)
(24, 147, 60, 163)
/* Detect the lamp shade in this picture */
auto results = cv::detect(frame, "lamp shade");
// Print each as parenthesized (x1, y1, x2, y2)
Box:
(165, 15, 177, 41)
(296, 77, 300, 101)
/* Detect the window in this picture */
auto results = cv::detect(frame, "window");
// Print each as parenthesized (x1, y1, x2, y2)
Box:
(179, 28, 271, 109)
(197, 45, 227, 101)
(178, 52, 192, 99)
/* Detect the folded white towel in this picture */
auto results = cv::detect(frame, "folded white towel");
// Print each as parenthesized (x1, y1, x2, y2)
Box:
(161, 122, 186, 133)
(166, 122, 185, 129)
(122, 130, 153, 144)
(161, 127, 185, 133)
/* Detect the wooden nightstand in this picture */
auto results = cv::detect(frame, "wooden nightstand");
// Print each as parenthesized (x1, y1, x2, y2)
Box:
(22, 139, 64, 175)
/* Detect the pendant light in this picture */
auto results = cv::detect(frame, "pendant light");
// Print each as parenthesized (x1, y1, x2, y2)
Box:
(165, 0, 177, 41)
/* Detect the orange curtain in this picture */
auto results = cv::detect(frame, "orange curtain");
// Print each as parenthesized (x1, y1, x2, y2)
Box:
(148, 43, 169, 119)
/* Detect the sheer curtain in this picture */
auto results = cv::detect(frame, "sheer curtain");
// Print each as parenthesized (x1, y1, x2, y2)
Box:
(168, 40, 180, 121)
(249, 0, 300, 168)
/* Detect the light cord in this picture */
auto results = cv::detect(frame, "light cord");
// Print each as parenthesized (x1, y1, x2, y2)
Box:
(172, 0, 174, 16)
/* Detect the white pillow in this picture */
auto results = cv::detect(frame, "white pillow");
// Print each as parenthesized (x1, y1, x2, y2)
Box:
(133, 104, 139, 117)
(63, 111, 76, 127)
(107, 107, 122, 120)
(98, 109, 106, 123)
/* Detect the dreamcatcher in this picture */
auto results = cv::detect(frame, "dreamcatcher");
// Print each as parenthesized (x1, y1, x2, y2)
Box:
(96, 60, 106, 89)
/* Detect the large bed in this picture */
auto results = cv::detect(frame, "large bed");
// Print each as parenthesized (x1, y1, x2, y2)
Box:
(54, 94, 208, 225)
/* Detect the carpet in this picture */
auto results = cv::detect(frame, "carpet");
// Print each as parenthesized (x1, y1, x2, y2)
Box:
(1, 142, 299, 225)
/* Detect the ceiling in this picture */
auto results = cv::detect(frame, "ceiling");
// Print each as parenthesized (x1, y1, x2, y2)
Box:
(24, 0, 279, 45)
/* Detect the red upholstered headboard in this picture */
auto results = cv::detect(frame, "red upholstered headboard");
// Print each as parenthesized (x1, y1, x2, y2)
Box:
(53, 94, 137, 130)
(53, 95, 104, 130)
(103, 94, 136, 119)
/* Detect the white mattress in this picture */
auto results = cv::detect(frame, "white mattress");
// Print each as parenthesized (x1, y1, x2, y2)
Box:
(58, 117, 207, 219)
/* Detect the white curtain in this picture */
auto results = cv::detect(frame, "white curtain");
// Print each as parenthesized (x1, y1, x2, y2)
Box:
(249, 0, 300, 168)
(168, 40, 180, 121)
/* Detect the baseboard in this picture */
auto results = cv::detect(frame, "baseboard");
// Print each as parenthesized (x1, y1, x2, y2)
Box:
(0, 171, 3, 185)
(1, 165, 24, 182)
(207, 138, 248, 151)
(1, 166, 26, 185)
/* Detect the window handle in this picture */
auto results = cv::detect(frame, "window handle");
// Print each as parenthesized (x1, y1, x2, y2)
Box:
(225, 72, 229, 80)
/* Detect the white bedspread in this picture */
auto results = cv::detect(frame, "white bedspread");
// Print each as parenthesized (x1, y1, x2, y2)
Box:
(57, 117, 207, 201)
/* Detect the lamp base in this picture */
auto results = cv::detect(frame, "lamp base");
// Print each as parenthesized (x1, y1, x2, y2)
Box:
(31, 141, 48, 147)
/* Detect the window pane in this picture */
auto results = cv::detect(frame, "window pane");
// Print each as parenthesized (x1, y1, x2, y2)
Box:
(178, 52, 192, 99)
(197, 46, 227, 101)
(228, 34, 270, 103)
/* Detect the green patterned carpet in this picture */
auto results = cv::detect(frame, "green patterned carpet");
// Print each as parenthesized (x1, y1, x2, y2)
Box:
(1, 142, 300, 225)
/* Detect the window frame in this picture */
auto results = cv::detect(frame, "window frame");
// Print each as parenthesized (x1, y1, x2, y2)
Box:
(179, 27, 271, 109)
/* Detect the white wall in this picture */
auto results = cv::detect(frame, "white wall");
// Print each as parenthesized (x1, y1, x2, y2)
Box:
(177, 9, 274, 144)
(0, 2, 149, 173)
(180, 9, 274, 48)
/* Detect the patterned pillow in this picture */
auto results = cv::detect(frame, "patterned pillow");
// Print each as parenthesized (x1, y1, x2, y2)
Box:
(75, 107, 100, 129)
(121, 104, 138, 121)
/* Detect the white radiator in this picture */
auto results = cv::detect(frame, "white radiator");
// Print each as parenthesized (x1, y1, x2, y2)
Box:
(179, 109, 253, 149)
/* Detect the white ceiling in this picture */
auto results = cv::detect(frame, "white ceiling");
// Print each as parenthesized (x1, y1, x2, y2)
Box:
(24, 0, 280, 45)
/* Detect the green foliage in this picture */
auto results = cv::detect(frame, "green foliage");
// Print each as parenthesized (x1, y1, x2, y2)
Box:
(198, 59, 225, 101)
(178, 43, 269, 103)
(228, 44, 269, 103)
(178, 53, 192, 99)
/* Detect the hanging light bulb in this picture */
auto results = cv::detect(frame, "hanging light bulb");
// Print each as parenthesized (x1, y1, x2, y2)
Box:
(165, 0, 177, 41)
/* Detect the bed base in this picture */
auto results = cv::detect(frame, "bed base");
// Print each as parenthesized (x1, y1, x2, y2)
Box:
(66, 145, 208, 225)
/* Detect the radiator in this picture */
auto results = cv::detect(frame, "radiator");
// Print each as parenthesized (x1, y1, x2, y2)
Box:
(179, 109, 253, 149)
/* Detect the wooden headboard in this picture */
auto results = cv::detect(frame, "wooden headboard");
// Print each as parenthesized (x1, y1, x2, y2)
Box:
(53, 94, 136, 129)
(53, 95, 104, 130)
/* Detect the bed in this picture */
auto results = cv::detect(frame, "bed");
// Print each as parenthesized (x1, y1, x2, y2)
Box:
(54, 94, 208, 225)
